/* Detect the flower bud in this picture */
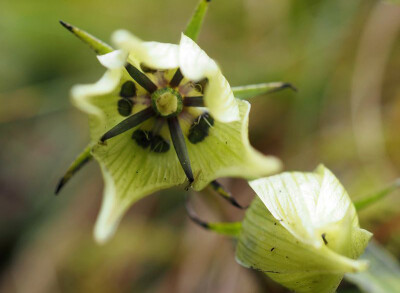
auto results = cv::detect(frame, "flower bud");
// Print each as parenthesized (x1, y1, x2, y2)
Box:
(236, 165, 372, 293)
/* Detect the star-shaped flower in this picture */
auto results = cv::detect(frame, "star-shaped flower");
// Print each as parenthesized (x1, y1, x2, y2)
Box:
(57, 0, 293, 243)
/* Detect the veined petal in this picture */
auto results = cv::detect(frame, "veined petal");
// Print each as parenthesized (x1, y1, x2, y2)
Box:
(97, 49, 128, 69)
(236, 196, 371, 293)
(71, 50, 127, 130)
(179, 34, 239, 122)
(91, 99, 281, 242)
(112, 30, 179, 70)
(249, 165, 359, 250)
(188, 100, 281, 190)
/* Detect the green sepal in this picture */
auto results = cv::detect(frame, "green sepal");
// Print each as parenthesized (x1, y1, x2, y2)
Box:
(55, 144, 93, 194)
(60, 20, 113, 55)
(354, 179, 400, 211)
(208, 221, 242, 237)
(232, 82, 296, 100)
(184, 0, 211, 41)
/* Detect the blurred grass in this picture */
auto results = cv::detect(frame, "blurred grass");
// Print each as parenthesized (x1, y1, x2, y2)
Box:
(0, 0, 399, 292)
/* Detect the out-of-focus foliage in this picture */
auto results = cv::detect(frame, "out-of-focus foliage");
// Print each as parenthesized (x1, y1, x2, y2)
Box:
(346, 240, 400, 293)
(0, 0, 399, 292)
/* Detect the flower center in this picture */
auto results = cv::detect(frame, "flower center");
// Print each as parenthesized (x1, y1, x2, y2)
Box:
(151, 87, 183, 118)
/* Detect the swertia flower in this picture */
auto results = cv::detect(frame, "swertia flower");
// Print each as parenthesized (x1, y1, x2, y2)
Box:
(235, 165, 372, 293)
(56, 0, 293, 243)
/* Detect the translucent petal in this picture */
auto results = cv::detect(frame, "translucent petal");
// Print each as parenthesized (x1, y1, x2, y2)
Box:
(236, 197, 371, 293)
(91, 99, 281, 242)
(112, 30, 179, 70)
(179, 34, 240, 122)
(249, 165, 359, 249)
(187, 100, 281, 189)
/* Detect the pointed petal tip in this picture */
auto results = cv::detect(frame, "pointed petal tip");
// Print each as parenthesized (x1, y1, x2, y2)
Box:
(59, 20, 73, 32)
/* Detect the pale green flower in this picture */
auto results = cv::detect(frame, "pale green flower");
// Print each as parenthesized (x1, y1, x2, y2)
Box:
(56, 0, 293, 243)
(235, 165, 372, 293)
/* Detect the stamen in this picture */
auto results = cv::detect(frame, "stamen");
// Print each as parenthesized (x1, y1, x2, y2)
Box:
(210, 180, 247, 209)
(167, 117, 194, 183)
(100, 107, 155, 142)
(183, 96, 204, 107)
(169, 68, 184, 88)
(132, 129, 152, 148)
(119, 81, 136, 98)
(117, 99, 133, 116)
(188, 113, 214, 144)
(125, 64, 158, 93)
(150, 135, 170, 153)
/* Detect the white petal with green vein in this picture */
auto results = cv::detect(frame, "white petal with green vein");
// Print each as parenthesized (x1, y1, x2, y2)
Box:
(236, 165, 372, 293)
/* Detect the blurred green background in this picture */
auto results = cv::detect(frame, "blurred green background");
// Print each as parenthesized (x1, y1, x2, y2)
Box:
(0, 0, 399, 292)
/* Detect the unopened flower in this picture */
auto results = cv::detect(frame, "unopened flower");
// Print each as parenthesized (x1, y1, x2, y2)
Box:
(235, 165, 372, 293)
(56, 1, 292, 243)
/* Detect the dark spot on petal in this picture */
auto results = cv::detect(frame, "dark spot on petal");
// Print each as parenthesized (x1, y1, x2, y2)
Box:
(188, 113, 214, 144)
(132, 129, 152, 148)
(150, 135, 170, 153)
(270, 247, 275, 252)
(322, 233, 328, 245)
(118, 99, 133, 116)
(120, 81, 136, 98)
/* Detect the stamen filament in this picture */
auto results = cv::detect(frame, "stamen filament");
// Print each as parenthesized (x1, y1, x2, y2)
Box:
(167, 117, 194, 183)
(183, 96, 204, 107)
(125, 64, 158, 93)
(169, 68, 184, 88)
(100, 107, 155, 142)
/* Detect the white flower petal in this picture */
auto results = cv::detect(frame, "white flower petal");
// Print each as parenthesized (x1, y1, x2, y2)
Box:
(112, 30, 179, 70)
(97, 50, 127, 69)
(249, 165, 359, 249)
(179, 34, 239, 122)
(71, 69, 122, 123)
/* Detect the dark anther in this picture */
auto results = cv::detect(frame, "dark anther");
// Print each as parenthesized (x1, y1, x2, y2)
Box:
(183, 96, 204, 107)
(188, 113, 214, 144)
(169, 68, 184, 88)
(132, 129, 152, 148)
(168, 117, 194, 183)
(117, 99, 133, 116)
(150, 135, 170, 153)
(100, 107, 155, 142)
(322, 233, 328, 245)
(132, 129, 170, 153)
(210, 180, 247, 209)
(119, 81, 136, 98)
(125, 63, 158, 93)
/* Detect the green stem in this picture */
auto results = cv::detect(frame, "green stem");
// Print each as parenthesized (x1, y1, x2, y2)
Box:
(354, 179, 400, 211)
